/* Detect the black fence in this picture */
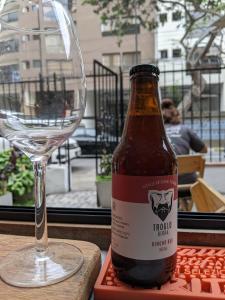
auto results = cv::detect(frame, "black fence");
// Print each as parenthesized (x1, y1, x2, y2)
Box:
(1, 62, 225, 191)
(121, 65, 225, 163)
(161, 66, 225, 162)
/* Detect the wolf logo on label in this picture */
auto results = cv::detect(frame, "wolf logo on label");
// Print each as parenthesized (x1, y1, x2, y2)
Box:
(148, 189, 174, 221)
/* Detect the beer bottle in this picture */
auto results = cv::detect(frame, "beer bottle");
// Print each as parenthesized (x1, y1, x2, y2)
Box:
(111, 64, 177, 287)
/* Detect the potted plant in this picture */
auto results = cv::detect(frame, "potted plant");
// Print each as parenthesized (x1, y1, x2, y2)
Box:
(96, 150, 112, 208)
(0, 149, 14, 205)
(0, 149, 34, 205)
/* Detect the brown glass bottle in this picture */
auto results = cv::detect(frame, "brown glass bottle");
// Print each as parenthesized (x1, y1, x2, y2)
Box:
(111, 64, 177, 287)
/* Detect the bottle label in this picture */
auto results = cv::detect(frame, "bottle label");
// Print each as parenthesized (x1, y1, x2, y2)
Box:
(111, 174, 177, 260)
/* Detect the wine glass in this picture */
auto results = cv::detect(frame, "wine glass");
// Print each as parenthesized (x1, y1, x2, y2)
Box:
(0, 0, 86, 287)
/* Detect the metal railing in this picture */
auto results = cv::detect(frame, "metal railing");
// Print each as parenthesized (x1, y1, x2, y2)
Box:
(121, 65, 225, 162)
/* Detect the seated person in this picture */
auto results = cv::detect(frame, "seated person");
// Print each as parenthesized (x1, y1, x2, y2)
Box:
(161, 98, 207, 184)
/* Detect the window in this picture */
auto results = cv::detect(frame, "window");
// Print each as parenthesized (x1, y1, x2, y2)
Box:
(0, 59, 225, 229)
(47, 60, 61, 73)
(0, 64, 19, 82)
(101, 20, 116, 35)
(122, 52, 141, 69)
(43, 6, 56, 22)
(33, 60, 41, 68)
(0, 39, 19, 55)
(159, 13, 167, 24)
(172, 48, 182, 58)
(102, 53, 120, 69)
(1, 12, 18, 23)
(101, 18, 140, 36)
(22, 6, 30, 13)
(33, 35, 40, 40)
(32, 4, 38, 11)
(172, 11, 182, 21)
(21, 35, 30, 42)
(160, 50, 168, 59)
(22, 60, 30, 70)
(45, 35, 64, 54)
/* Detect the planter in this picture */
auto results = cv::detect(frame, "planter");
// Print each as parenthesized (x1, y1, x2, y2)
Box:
(46, 164, 71, 194)
(13, 191, 34, 206)
(0, 192, 13, 206)
(96, 180, 112, 208)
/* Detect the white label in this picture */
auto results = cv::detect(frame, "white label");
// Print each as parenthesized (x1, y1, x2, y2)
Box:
(111, 197, 177, 260)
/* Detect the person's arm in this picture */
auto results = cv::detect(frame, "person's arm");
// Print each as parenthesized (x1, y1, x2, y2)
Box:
(199, 144, 207, 153)
(188, 128, 208, 154)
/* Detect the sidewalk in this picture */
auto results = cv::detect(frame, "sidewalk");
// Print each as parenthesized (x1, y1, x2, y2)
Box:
(47, 190, 97, 208)
(46, 158, 98, 208)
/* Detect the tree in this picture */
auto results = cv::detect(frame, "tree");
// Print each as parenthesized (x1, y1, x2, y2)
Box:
(82, 0, 225, 112)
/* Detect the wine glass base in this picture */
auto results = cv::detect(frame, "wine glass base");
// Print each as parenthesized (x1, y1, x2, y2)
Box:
(0, 242, 84, 287)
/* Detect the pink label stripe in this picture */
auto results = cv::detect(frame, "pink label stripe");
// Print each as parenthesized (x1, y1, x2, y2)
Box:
(112, 174, 178, 203)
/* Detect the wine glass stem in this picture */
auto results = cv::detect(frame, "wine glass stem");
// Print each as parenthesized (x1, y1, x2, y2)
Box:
(33, 158, 48, 254)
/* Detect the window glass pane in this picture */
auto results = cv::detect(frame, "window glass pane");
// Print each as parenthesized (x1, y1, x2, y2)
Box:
(0, 39, 19, 55)
(160, 50, 168, 59)
(172, 48, 182, 58)
(33, 60, 41, 68)
(102, 53, 120, 69)
(159, 13, 167, 24)
(172, 11, 182, 21)
(45, 35, 64, 54)
(0, 64, 19, 82)
(122, 52, 140, 68)
(22, 60, 30, 69)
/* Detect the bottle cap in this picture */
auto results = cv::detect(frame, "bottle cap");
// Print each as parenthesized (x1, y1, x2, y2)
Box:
(129, 64, 160, 77)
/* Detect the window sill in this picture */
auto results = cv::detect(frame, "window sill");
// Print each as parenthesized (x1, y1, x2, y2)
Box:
(0, 221, 225, 250)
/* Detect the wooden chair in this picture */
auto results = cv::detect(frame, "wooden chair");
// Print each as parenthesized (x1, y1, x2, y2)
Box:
(190, 178, 225, 213)
(177, 154, 205, 180)
(177, 154, 205, 211)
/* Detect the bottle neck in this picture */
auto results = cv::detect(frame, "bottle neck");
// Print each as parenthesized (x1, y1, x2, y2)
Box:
(122, 74, 166, 139)
(129, 74, 161, 116)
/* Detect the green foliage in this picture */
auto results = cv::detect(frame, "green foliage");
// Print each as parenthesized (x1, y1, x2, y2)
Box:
(0, 149, 34, 197)
(8, 170, 34, 197)
(82, 0, 224, 51)
(98, 149, 112, 181)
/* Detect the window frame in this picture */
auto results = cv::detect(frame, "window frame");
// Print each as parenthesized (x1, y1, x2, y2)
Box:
(160, 49, 168, 59)
(172, 11, 182, 21)
(172, 48, 182, 58)
(159, 13, 168, 24)
(0, 206, 224, 231)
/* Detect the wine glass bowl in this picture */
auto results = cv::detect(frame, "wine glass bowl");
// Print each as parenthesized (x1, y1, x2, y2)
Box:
(0, 0, 86, 287)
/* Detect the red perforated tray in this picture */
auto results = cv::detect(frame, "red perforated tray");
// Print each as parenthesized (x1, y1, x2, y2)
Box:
(94, 246, 225, 300)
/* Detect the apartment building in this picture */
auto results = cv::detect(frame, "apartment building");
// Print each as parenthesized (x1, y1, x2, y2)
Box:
(0, 0, 83, 117)
(75, 1, 155, 75)
(0, 0, 155, 127)
(155, 5, 225, 113)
